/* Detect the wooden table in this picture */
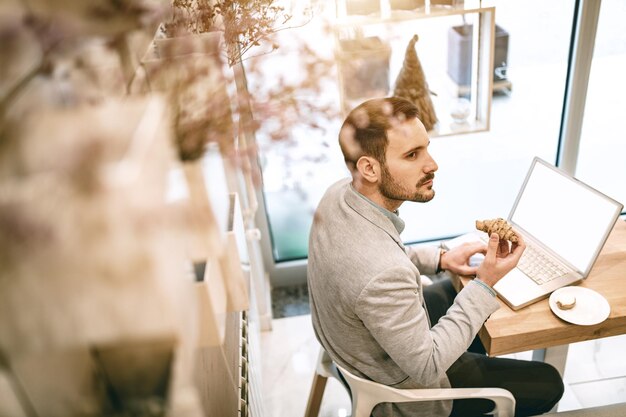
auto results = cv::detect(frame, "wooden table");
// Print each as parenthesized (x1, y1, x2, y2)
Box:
(453, 220, 626, 373)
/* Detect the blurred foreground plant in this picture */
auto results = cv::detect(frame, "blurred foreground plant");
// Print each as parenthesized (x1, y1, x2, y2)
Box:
(159, 0, 338, 182)
(165, 0, 292, 66)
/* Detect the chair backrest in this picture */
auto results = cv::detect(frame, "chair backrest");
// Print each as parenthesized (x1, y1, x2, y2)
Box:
(308, 346, 515, 417)
(316, 346, 341, 380)
(334, 361, 516, 417)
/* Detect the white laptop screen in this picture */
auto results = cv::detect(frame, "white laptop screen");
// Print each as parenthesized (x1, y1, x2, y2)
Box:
(510, 160, 620, 274)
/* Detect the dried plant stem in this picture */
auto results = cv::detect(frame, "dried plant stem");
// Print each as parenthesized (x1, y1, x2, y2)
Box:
(110, 35, 135, 95)
(0, 349, 39, 417)
(0, 61, 44, 134)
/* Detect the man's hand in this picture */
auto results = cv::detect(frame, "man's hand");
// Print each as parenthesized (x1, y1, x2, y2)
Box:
(439, 241, 488, 277)
(476, 232, 526, 287)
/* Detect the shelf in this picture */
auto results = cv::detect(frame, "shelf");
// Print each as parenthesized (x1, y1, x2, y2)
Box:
(333, 2, 496, 137)
(335, 1, 492, 27)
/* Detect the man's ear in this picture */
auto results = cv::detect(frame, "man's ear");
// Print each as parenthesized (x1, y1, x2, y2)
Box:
(356, 156, 380, 184)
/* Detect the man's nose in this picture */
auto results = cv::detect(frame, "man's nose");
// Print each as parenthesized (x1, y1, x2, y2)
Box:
(424, 152, 438, 173)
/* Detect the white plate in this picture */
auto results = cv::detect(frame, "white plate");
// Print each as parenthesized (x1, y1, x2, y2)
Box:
(549, 286, 610, 326)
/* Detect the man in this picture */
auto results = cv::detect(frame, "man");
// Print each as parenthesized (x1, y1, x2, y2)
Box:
(307, 97, 564, 417)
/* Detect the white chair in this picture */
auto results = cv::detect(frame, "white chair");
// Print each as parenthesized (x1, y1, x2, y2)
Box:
(305, 347, 516, 417)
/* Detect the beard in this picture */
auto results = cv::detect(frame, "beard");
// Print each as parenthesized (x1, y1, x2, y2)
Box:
(379, 163, 435, 203)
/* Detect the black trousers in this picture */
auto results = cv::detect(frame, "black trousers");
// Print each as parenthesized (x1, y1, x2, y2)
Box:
(423, 278, 564, 417)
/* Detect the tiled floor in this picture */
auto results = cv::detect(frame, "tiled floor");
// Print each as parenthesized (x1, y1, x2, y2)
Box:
(260, 313, 626, 417)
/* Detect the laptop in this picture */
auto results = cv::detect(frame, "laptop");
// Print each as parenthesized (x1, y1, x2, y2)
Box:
(450, 157, 623, 310)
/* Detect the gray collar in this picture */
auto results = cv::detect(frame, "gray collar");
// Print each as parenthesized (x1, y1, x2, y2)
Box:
(350, 185, 405, 234)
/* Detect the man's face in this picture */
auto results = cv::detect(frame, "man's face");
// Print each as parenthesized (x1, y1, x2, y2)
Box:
(379, 118, 438, 203)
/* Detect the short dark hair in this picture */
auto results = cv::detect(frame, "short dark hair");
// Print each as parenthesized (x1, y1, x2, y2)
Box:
(339, 97, 419, 170)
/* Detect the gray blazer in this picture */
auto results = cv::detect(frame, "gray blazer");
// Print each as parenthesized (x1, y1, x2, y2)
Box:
(308, 179, 500, 417)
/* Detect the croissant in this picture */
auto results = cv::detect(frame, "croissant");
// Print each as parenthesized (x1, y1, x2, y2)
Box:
(475, 218, 519, 243)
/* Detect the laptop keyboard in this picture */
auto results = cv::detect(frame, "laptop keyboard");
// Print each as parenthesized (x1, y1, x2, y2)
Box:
(518, 244, 569, 285)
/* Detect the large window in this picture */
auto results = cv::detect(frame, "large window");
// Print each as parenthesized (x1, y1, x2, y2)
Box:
(575, 0, 626, 209)
(400, 1, 575, 243)
(259, 1, 578, 265)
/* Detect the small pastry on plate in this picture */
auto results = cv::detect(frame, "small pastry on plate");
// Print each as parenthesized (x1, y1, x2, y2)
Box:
(555, 294, 576, 310)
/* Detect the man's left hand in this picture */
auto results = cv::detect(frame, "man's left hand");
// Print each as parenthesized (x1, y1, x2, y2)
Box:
(439, 242, 486, 276)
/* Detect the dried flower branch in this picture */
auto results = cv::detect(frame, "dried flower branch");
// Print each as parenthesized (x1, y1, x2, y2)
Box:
(157, 0, 339, 175)
(164, 0, 313, 66)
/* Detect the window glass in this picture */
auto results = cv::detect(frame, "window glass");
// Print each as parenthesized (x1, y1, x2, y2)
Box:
(259, 1, 576, 262)
(575, 0, 626, 211)
(401, 1, 575, 243)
